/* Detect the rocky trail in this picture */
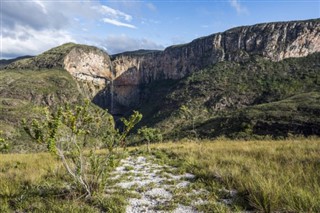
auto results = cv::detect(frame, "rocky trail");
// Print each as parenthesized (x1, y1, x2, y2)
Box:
(106, 155, 234, 213)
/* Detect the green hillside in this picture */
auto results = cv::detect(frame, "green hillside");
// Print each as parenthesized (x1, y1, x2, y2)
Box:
(135, 53, 320, 139)
(0, 69, 97, 152)
(1, 48, 320, 151)
(4, 43, 80, 70)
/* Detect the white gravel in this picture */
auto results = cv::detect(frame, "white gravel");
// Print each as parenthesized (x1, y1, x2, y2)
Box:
(108, 155, 209, 213)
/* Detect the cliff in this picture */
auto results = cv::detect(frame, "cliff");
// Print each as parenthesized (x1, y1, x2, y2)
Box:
(5, 43, 114, 99)
(4, 19, 320, 112)
(2, 18, 320, 141)
(111, 19, 320, 108)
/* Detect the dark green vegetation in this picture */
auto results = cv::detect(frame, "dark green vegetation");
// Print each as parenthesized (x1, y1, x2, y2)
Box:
(0, 56, 33, 68)
(22, 100, 141, 199)
(4, 43, 80, 70)
(0, 51, 319, 212)
(0, 69, 86, 152)
(135, 53, 320, 139)
(111, 49, 161, 58)
(1, 51, 320, 151)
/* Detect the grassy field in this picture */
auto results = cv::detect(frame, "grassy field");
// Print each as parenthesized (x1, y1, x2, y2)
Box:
(0, 151, 128, 212)
(150, 138, 320, 212)
(1, 138, 319, 212)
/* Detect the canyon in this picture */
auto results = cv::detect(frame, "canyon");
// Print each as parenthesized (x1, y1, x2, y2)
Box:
(6, 19, 320, 114)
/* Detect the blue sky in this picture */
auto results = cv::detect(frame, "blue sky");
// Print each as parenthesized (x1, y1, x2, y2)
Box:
(1, 0, 320, 58)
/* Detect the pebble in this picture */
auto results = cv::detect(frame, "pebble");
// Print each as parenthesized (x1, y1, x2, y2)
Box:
(108, 156, 213, 213)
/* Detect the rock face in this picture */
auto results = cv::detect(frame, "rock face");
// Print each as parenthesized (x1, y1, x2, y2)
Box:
(111, 19, 320, 109)
(5, 43, 114, 99)
(63, 46, 113, 99)
(4, 19, 320, 113)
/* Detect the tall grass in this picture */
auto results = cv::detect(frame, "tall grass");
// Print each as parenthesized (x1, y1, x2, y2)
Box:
(0, 152, 127, 212)
(151, 138, 320, 212)
(1, 139, 319, 212)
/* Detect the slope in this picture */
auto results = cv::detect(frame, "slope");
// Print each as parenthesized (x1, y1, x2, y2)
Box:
(133, 52, 320, 139)
(0, 69, 86, 152)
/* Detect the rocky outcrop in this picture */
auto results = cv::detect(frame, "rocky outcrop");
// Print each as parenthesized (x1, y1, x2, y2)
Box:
(63, 46, 113, 98)
(4, 19, 320, 113)
(5, 43, 114, 99)
(111, 19, 320, 108)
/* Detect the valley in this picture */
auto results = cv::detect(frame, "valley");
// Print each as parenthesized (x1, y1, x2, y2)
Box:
(0, 18, 320, 212)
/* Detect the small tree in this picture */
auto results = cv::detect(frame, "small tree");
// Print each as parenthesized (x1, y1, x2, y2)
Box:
(0, 131, 9, 153)
(138, 127, 162, 153)
(119, 112, 143, 150)
(22, 100, 142, 198)
(179, 105, 198, 139)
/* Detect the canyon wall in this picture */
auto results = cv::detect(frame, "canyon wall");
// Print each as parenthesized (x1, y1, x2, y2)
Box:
(5, 43, 114, 99)
(5, 19, 320, 113)
(111, 19, 320, 109)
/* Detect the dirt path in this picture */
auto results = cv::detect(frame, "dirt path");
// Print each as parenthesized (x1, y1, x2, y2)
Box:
(107, 155, 223, 213)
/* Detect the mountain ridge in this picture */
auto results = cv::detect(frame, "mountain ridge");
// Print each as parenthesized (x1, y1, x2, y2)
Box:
(2, 18, 320, 140)
(110, 18, 320, 111)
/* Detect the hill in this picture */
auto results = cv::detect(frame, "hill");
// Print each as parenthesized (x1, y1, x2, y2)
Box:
(133, 53, 320, 139)
(1, 18, 320, 149)
(0, 56, 33, 68)
(0, 69, 88, 152)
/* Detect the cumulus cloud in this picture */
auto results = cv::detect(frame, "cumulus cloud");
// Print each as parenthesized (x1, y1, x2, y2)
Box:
(100, 35, 164, 54)
(1, 1, 138, 58)
(2, 26, 75, 58)
(229, 0, 249, 15)
(2, 1, 68, 30)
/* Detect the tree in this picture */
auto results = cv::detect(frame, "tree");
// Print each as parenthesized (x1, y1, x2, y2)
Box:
(119, 111, 143, 150)
(0, 131, 9, 153)
(138, 127, 162, 153)
(23, 100, 142, 198)
(179, 105, 198, 139)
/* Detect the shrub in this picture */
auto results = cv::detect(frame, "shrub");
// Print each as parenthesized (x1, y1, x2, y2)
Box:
(22, 100, 142, 198)
(138, 127, 162, 152)
(0, 131, 9, 153)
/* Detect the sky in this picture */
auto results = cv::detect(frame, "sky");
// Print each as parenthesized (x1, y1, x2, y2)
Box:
(1, 0, 320, 59)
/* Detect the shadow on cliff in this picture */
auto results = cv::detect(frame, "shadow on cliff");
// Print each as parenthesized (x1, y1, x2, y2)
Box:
(92, 77, 181, 129)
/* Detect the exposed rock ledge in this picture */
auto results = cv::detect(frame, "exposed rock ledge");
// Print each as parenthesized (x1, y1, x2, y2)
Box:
(111, 19, 320, 108)
(4, 19, 320, 111)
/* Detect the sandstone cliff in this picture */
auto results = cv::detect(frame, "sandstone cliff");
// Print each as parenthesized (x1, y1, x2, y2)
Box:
(5, 19, 320, 112)
(111, 19, 320, 108)
(5, 43, 114, 99)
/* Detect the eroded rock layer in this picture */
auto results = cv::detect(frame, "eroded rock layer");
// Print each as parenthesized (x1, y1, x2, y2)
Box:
(111, 19, 320, 109)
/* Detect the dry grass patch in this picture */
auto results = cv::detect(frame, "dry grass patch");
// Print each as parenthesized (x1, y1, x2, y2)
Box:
(150, 138, 320, 212)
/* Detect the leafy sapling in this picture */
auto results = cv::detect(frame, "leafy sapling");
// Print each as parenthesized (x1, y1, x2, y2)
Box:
(0, 131, 9, 153)
(138, 127, 162, 153)
(22, 100, 142, 198)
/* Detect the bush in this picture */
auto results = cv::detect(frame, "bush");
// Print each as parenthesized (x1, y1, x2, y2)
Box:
(138, 127, 162, 152)
(23, 100, 142, 197)
(0, 131, 9, 153)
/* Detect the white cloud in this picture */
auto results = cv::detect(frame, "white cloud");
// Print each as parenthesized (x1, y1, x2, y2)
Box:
(99, 34, 164, 54)
(2, 26, 75, 58)
(2, 1, 139, 58)
(146, 3, 157, 11)
(92, 5, 136, 29)
(2, 1, 68, 30)
(33, 0, 48, 14)
(93, 5, 132, 21)
(102, 18, 136, 29)
(229, 0, 249, 15)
